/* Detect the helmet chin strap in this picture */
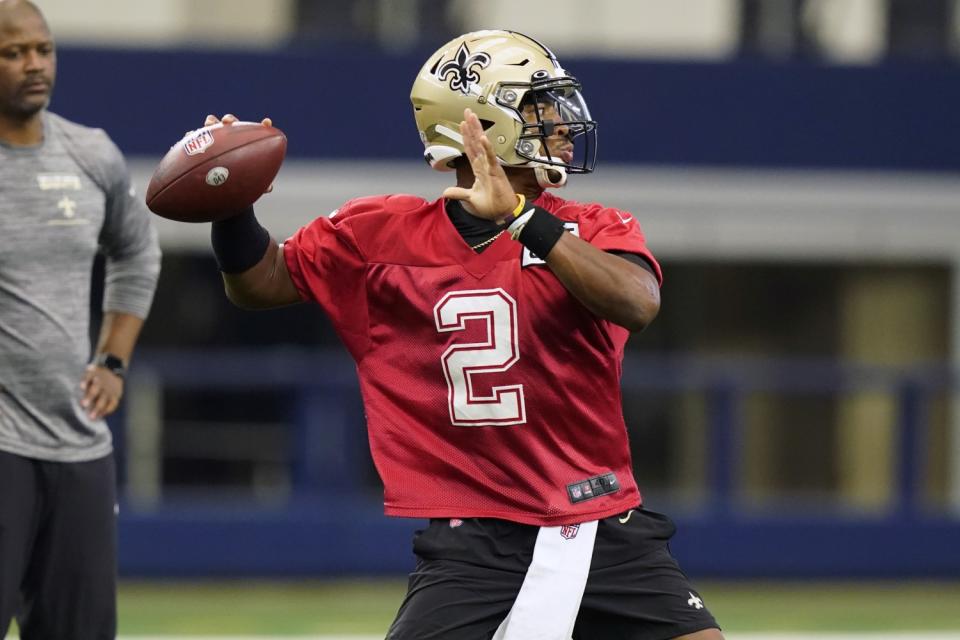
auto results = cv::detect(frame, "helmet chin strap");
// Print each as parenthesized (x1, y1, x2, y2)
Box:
(534, 164, 567, 189)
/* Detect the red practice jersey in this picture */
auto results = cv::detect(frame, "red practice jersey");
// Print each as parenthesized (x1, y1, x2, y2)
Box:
(283, 192, 663, 526)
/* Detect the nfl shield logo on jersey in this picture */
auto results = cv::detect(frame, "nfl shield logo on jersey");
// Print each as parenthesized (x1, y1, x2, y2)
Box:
(560, 524, 580, 540)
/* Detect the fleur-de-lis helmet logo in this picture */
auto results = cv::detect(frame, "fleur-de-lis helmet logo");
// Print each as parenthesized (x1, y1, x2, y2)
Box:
(437, 43, 491, 94)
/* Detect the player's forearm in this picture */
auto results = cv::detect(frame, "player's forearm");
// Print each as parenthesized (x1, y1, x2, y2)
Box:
(93, 312, 145, 363)
(211, 208, 302, 310)
(221, 241, 300, 310)
(545, 233, 660, 332)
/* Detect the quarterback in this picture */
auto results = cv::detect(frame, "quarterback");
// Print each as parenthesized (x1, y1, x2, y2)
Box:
(202, 30, 722, 640)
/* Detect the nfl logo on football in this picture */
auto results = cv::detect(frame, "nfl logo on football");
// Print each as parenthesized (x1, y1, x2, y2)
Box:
(560, 524, 580, 540)
(182, 130, 215, 156)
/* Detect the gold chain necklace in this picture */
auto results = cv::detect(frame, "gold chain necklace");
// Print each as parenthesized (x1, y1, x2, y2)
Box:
(470, 230, 505, 251)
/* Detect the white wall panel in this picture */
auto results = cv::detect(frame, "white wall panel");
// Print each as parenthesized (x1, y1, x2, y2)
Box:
(34, 0, 294, 47)
(128, 158, 960, 263)
(451, 0, 740, 58)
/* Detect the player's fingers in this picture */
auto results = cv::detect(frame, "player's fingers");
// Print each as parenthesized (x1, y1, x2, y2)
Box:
(477, 131, 497, 164)
(461, 120, 485, 166)
(462, 110, 497, 171)
(261, 117, 273, 127)
(467, 110, 486, 143)
(204, 114, 219, 126)
(221, 113, 238, 125)
(89, 391, 105, 418)
(462, 109, 481, 142)
(442, 186, 472, 201)
(92, 392, 117, 420)
(466, 116, 491, 153)
(88, 392, 106, 419)
(459, 118, 477, 159)
(464, 107, 479, 126)
(80, 378, 100, 409)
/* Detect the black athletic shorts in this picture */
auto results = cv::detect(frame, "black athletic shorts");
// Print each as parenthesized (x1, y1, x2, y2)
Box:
(387, 507, 719, 640)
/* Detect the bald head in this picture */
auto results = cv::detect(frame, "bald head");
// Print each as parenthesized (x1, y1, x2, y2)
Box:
(0, 0, 48, 44)
(0, 0, 43, 14)
(0, 0, 55, 135)
(0, 0, 46, 25)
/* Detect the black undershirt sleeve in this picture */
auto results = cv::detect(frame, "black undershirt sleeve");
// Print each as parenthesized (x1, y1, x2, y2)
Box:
(609, 250, 656, 277)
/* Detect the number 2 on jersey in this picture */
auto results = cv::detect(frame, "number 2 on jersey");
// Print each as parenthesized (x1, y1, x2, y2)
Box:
(433, 289, 527, 426)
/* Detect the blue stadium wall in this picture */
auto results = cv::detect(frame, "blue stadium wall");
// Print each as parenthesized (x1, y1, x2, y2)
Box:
(58, 45, 960, 577)
(55, 45, 960, 170)
(114, 351, 960, 579)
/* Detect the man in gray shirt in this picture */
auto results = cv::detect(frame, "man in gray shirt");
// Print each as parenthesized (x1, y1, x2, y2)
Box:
(0, 1, 161, 637)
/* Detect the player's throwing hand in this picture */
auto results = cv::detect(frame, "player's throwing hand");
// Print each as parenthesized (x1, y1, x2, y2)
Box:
(442, 108, 520, 224)
(204, 114, 275, 193)
(203, 113, 273, 128)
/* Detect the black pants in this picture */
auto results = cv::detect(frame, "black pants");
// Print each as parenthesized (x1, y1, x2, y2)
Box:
(388, 508, 719, 640)
(0, 451, 117, 639)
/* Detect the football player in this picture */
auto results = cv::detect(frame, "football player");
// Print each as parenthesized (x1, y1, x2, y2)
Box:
(204, 30, 722, 640)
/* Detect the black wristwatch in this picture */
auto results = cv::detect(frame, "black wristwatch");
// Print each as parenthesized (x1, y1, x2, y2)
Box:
(93, 353, 127, 379)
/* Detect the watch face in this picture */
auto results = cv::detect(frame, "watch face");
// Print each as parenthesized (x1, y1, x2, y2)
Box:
(96, 354, 126, 377)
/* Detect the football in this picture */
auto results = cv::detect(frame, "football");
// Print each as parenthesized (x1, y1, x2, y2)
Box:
(145, 122, 287, 222)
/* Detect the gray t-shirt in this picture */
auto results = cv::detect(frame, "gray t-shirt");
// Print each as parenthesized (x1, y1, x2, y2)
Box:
(0, 112, 161, 462)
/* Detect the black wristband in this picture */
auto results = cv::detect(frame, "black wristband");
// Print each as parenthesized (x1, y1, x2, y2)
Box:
(516, 207, 566, 259)
(211, 207, 271, 273)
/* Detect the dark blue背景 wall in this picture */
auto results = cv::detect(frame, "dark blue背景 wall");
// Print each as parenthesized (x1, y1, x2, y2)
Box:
(53, 45, 960, 171)
(113, 350, 960, 579)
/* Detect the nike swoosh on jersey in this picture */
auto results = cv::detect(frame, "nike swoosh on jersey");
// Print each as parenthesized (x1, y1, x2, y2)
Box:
(618, 509, 635, 524)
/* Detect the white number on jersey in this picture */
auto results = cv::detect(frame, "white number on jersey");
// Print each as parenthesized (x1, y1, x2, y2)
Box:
(433, 289, 526, 426)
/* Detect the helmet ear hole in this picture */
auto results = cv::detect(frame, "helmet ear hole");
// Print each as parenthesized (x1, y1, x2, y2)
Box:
(535, 165, 567, 189)
(478, 119, 496, 131)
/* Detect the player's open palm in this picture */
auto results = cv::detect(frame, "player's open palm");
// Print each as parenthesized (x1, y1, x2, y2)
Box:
(443, 108, 518, 223)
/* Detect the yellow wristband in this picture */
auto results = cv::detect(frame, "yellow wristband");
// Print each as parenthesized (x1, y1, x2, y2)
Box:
(511, 194, 526, 216)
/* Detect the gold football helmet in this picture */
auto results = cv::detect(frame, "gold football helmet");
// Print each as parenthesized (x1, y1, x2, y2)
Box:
(410, 30, 597, 189)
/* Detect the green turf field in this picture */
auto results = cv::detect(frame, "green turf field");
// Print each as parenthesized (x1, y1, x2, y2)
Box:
(101, 579, 960, 635)
(6, 579, 959, 637)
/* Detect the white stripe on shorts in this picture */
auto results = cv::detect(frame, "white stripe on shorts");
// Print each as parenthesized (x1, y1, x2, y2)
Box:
(492, 520, 598, 640)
